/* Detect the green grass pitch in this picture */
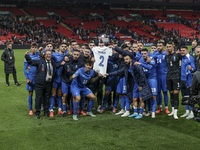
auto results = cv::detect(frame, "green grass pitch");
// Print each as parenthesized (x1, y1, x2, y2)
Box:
(0, 48, 200, 150)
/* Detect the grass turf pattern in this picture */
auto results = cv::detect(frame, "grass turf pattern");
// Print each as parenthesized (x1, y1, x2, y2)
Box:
(0, 48, 200, 150)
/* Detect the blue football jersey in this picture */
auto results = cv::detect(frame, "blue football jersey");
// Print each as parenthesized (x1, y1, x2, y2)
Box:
(154, 51, 168, 76)
(72, 67, 95, 88)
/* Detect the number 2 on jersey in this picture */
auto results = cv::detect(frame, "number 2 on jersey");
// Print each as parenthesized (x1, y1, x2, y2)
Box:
(99, 56, 104, 67)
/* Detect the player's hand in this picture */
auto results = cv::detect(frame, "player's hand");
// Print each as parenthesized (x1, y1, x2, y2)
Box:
(38, 47, 43, 52)
(119, 55, 122, 59)
(54, 49, 58, 53)
(98, 73, 104, 78)
(91, 57, 95, 62)
(146, 56, 151, 63)
(104, 73, 109, 76)
(25, 51, 29, 55)
(134, 62, 141, 65)
(26, 78, 31, 83)
(61, 61, 65, 65)
(27, 66, 31, 70)
(188, 66, 192, 70)
(176, 50, 181, 53)
(138, 86, 142, 91)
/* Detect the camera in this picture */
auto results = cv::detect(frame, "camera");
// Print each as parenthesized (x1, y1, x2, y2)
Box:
(182, 95, 200, 122)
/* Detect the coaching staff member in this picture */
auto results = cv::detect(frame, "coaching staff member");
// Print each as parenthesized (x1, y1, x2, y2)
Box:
(1, 42, 20, 86)
(25, 50, 56, 119)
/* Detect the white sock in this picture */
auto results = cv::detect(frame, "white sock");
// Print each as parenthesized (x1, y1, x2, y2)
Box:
(186, 110, 189, 114)
(50, 109, 53, 112)
(190, 111, 194, 115)
(58, 108, 62, 111)
(171, 107, 174, 112)
(165, 106, 168, 109)
(160, 105, 162, 108)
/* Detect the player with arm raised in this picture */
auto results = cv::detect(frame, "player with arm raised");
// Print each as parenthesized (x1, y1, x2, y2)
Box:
(23, 43, 40, 115)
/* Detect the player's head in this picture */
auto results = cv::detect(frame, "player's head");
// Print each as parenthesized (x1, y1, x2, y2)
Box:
(6, 42, 12, 50)
(192, 41, 197, 48)
(137, 41, 144, 51)
(70, 40, 77, 50)
(44, 50, 52, 61)
(89, 41, 95, 49)
(64, 54, 70, 62)
(141, 48, 149, 59)
(99, 41, 105, 48)
(166, 42, 174, 54)
(124, 40, 131, 48)
(151, 44, 157, 53)
(157, 42, 165, 52)
(59, 43, 67, 54)
(76, 43, 81, 51)
(121, 44, 129, 51)
(80, 44, 86, 53)
(85, 59, 94, 73)
(132, 43, 138, 52)
(113, 41, 118, 48)
(124, 55, 132, 65)
(72, 50, 80, 60)
(83, 46, 91, 58)
(195, 46, 200, 56)
(45, 42, 53, 51)
(180, 46, 188, 56)
(30, 43, 38, 54)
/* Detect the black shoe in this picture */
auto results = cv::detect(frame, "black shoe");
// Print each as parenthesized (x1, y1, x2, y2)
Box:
(44, 113, 49, 117)
(63, 112, 67, 118)
(15, 83, 21, 86)
(36, 115, 40, 119)
(6, 83, 10, 86)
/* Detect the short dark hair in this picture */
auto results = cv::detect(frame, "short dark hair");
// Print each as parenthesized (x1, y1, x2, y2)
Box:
(6, 42, 12, 46)
(137, 41, 144, 45)
(31, 43, 38, 47)
(44, 50, 52, 55)
(152, 44, 157, 47)
(73, 50, 80, 53)
(60, 43, 67, 47)
(181, 46, 188, 50)
(70, 40, 77, 44)
(121, 44, 129, 50)
(157, 42, 164, 46)
(167, 41, 174, 45)
(124, 39, 130, 43)
(85, 59, 94, 66)
(141, 48, 148, 52)
(85, 46, 91, 51)
(46, 42, 53, 46)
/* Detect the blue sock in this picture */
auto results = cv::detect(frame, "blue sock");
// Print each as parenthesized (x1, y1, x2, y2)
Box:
(80, 97, 85, 111)
(125, 96, 130, 111)
(63, 104, 67, 112)
(185, 105, 189, 110)
(113, 95, 119, 109)
(73, 101, 78, 115)
(134, 108, 138, 113)
(57, 96, 62, 109)
(163, 92, 168, 107)
(156, 92, 162, 106)
(50, 96, 55, 110)
(28, 95, 32, 110)
(190, 106, 193, 111)
(152, 99, 156, 113)
(102, 95, 109, 110)
(121, 96, 126, 110)
(140, 108, 144, 115)
(88, 100, 94, 112)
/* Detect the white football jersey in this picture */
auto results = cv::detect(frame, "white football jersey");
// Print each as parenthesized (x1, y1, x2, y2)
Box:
(92, 46, 112, 75)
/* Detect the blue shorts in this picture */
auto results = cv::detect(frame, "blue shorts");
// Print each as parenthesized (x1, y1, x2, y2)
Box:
(148, 78, 158, 96)
(26, 77, 35, 91)
(61, 81, 70, 94)
(157, 75, 168, 92)
(133, 82, 141, 98)
(116, 77, 127, 94)
(71, 84, 92, 97)
(105, 76, 119, 92)
(53, 81, 62, 90)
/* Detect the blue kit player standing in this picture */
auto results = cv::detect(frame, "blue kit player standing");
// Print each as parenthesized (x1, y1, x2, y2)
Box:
(24, 43, 40, 115)
(180, 46, 196, 119)
(154, 42, 170, 114)
(134, 48, 157, 118)
(49, 43, 67, 117)
(70, 60, 103, 120)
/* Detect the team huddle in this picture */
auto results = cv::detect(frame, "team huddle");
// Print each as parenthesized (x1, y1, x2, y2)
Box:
(23, 40, 199, 120)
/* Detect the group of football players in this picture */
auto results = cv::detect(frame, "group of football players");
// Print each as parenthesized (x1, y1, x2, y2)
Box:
(24, 39, 200, 120)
